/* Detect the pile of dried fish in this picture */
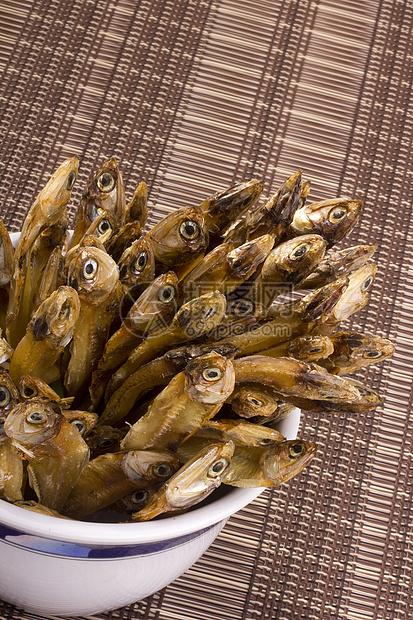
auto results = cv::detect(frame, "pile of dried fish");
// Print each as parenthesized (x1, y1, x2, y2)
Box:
(0, 157, 394, 522)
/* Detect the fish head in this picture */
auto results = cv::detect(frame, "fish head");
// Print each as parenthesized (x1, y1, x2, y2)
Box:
(227, 234, 275, 279)
(261, 234, 326, 285)
(331, 331, 395, 369)
(147, 206, 209, 266)
(81, 157, 126, 228)
(18, 374, 59, 401)
(63, 411, 98, 437)
(330, 263, 377, 323)
(185, 351, 235, 404)
(67, 246, 119, 304)
(84, 210, 115, 245)
(4, 397, 63, 449)
(164, 441, 235, 509)
(262, 439, 317, 484)
(291, 198, 362, 247)
(287, 335, 335, 361)
(0, 221, 14, 286)
(39, 157, 79, 217)
(231, 383, 279, 418)
(118, 236, 156, 289)
(126, 272, 179, 336)
(204, 419, 284, 447)
(176, 290, 227, 339)
(121, 450, 180, 485)
(29, 285, 80, 348)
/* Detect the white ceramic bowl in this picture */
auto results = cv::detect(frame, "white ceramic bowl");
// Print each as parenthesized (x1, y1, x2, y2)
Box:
(0, 409, 300, 616)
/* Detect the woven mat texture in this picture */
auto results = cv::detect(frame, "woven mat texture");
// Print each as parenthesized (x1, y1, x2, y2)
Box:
(0, 0, 412, 618)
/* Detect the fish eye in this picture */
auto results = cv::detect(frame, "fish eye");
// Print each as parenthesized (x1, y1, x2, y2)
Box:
(208, 458, 229, 478)
(66, 171, 77, 190)
(233, 299, 254, 317)
(71, 419, 87, 435)
(26, 411, 47, 425)
(308, 347, 323, 354)
(22, 386, 37, 398)
(259, 438, 275, 446)
(179, 220, 201, 240)
(291, 243, 310, 259)
(153, 463, 173, 478)
(83, 258, 98, 280)
(246, 396, 263, 407)
(363, 350, 382, 359)
(288, 442, 304, 458)
(329, 206, 348, 224)
(134, 252, 148, 273)
(361, 276, 374, 292)
(0, 387, 11, 407)
(97, 219, 112, 235)
(202, 367, 223, 382)
(158, 285, 176, 303)
(98, 438, 116, 449)
(130, 489, 149, 505)
(97, 172, 116, 192)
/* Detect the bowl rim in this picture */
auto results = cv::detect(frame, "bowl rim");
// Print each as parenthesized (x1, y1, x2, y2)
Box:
(1, 232, 300, 547)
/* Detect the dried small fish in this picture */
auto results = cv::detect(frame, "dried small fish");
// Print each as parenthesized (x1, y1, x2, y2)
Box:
(285, 197, 362, 248)
(9, 286, 80, 385)
(120, 352, 235, 452)
(125, 181, 148, 228)
(198, 179, 264, 236)
(228, 383, 280, 419)
(62, 449, 180, 519)
(146, 206, 209, 268)
(70, 157, 126, 249)
(258, 334, 334, 362)
(299, 244, 377, 289)
(64, 246, 122, 401)
(222, 439, 317, 487)
(105, 290, 227, 399)
(4, 398, 89, 511)
(100, 343, 239, 427)
(13, 500, 71, 519)
(18, 375, 74, 409)
(319, 331, 395, 375)
(106, 221, 142, 263)
(132, 441, 235, 521)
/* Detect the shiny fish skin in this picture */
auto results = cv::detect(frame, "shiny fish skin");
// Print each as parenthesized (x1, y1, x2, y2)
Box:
(4, 398, 89, 511)
(285, 197, 362, 248)
(7, 157, 78, 345)
(198, 179, 264, 236)
(70, 157, 126, 249)
(62, 449, 180, 519)
(132, 441, 235, 521)
(146, 206, 209, 268)
(64, 246, 122, 401)
(9, 286, 80, 385)
(105, 290, 227, 400)
(222, 439, 317, 487)
(120, 352, 235, 453)
(99, 343, 239, 427)
(299, 244, 377, 289)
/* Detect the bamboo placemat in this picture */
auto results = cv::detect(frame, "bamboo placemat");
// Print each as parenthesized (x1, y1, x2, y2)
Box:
(0, 0, 412, 618)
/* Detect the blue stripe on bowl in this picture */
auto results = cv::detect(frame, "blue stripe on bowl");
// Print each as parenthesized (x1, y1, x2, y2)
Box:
(0, 522, 218, 559)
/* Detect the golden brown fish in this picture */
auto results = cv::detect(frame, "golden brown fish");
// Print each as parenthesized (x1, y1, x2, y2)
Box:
(120, 352, 235, 452)
(62, 449, 180, 519)
(17, 375, 74, 409)
(318, 331, 395, 375)
(258, 334, 335, 362)
(132, 441, 235, 521)
(9, 286, 80, 385)
(146, 206, 209, 268)
(70, 157, 126, 248)
(125, 181, 148, 228)
(285, 197, 362, 248)
(106, 221, 143, 263)
(105, 290, 227, 400)
(7, 157, 78, 345)
(64, 246, 122, 401)
(4, 398, 89, 511)
(299, 244, 377, 289)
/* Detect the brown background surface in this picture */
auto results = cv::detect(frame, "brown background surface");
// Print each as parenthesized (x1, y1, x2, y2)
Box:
(0, 0, 412, 618)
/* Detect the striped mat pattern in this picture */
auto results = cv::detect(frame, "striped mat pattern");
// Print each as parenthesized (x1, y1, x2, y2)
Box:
(0, 0, 412, 618)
